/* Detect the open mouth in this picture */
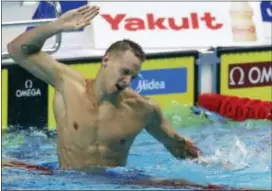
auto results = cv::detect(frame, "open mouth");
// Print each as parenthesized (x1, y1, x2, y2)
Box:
(115, 84, 123, 91)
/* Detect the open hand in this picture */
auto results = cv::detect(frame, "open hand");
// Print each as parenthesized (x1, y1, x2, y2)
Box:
(166, 135, 202, 160)
(55, 4, 100, 32)
(182, 138, 202, 159)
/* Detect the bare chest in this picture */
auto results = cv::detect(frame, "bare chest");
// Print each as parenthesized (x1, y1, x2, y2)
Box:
(55, 88, 145, 146)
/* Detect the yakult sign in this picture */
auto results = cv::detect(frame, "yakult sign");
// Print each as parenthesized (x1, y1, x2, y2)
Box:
(92, 1, 271, 50)
(2, 1, 271, 62)
(101, 13, 223, 31)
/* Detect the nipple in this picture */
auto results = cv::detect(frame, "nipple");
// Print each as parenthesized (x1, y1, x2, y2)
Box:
(73, 121, 79, 130)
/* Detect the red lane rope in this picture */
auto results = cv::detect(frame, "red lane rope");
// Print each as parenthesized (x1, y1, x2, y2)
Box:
(132, 178, 256, 190)
(3, 160, 54, 175)
(3, 160, 258, 190)
(198, 93, 272, 121)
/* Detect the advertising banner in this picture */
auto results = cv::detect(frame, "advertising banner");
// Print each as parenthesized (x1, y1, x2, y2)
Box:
(132, 57, 195, 109)
(132, 68, 187, 96)
(8, 66, 48, 129)
(2, 1, 271, 63)
(92, 1, 272, 50)
(2, 69, 8, 130)
(220, 50, 272, 101)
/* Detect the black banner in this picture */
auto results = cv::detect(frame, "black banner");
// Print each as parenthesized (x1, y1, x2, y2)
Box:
(8, 66, 48, 129)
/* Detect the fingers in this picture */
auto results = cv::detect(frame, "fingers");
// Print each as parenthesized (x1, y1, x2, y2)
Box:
(78, 5, 99, 16)
(76, 5, 99, 29)
(191, 146, 202, 158)
(78, 5, 99, 24)
(188, 146, 201, 158)
(84, 8, 99, 22)
(77, 5, 90, 13)
(183, 139, 202, 159)
(78, 10, 98, 28)
(81, 6, 97, 16)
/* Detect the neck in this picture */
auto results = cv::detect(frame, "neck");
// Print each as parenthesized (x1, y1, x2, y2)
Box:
(90, 71, 119, 106)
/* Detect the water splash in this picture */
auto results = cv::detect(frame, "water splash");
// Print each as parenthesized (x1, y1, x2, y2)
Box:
(194, 132, 271, 174)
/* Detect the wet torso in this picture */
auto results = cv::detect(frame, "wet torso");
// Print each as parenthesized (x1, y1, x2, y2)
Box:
(53, 79, 152, 170)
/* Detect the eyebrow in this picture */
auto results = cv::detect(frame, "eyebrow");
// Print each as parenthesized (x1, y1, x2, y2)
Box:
(123, 66, 136, 72)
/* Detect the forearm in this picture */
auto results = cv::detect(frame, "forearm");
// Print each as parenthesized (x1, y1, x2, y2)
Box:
(8, 21, 62, 56)
(165, 145, 187, 159)
(164, 134, 201, 159)
(164, 134, 186, 158)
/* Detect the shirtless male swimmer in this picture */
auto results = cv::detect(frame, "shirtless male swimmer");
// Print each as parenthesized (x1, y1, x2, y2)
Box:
(7, 4, 201, 170)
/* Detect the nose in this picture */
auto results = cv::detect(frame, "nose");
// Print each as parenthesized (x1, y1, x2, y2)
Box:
(122, 76, 132, 87)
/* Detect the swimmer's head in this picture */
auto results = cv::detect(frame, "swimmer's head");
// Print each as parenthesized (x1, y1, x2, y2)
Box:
(99, 39, 145, 93)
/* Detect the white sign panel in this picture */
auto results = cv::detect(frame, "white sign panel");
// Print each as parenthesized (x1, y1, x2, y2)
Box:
(92, 1, 272, 50)
(2, 1, 271, 63)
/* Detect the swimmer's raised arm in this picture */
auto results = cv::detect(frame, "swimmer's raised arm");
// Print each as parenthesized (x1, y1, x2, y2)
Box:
(7, 5, 99, 89)
(145, 101, 202, 160)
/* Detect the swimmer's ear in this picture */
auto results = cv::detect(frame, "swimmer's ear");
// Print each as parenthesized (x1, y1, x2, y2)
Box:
(102, 55, 109, 68)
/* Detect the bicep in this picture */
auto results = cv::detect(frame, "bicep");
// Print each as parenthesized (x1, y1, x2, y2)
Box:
(18, 52, 62, 87)
(10, 51, 85, 89)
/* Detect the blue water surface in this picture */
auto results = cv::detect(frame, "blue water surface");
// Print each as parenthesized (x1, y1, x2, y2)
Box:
(2, 112, 272, 190)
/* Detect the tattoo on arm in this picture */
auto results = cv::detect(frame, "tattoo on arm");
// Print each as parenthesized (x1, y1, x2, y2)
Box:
(21, 44, 41, 54)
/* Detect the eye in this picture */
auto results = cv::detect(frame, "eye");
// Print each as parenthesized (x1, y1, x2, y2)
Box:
(122, 68, 130, 75)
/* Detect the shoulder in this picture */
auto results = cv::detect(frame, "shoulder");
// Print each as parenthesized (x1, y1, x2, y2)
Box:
(65, 77, 94, 94)
(122, 88, 162, 115)
(84, 78, 96, 91)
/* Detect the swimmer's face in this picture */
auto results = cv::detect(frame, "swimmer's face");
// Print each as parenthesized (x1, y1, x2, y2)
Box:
(101, 50, 142, 93)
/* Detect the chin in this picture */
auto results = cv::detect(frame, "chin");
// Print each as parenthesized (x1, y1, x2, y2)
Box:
(112, 85, 122, 93)
(114, 89, 123, 93)
(108, 87, 119, 94)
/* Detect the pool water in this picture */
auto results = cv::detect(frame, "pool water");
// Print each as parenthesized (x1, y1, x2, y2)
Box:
(2, 106, 272, 190)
